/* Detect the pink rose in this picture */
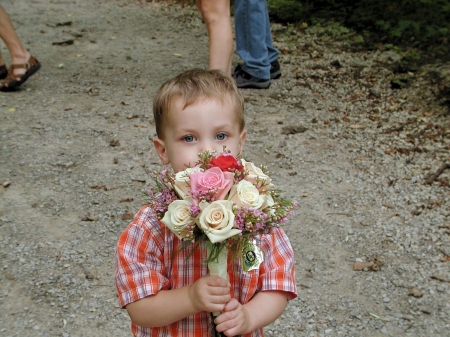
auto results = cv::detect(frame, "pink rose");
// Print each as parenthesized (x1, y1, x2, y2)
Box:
(190, 167, 234, 202)
(173, 167, 202, 199)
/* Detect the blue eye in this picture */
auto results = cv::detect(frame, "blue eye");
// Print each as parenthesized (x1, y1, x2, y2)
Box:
(183, 135, 195, 143)
(216, 133, 227, 141)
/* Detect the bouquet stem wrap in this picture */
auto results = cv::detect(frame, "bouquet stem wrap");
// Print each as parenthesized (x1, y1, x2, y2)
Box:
(207, 245, 228, 317)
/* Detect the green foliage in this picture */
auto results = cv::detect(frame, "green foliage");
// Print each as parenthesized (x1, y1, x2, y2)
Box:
(267, 0, 306, 23)
(267, 0, 450, 58)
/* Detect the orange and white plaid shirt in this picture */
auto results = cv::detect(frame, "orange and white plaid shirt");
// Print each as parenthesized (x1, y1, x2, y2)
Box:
(115, 205, 297, 337)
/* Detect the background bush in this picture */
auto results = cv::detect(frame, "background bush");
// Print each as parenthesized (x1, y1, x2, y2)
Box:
(267, 0, 450, 58)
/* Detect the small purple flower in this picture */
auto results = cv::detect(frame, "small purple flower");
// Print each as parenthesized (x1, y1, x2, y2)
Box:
(189, 203, 201, 217)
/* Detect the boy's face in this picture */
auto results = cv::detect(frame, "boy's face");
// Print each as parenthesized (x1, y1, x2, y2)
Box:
(153, 96, 246, 173)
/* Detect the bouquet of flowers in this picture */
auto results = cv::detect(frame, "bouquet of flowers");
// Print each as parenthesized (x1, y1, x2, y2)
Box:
(148, 148, 296, 279)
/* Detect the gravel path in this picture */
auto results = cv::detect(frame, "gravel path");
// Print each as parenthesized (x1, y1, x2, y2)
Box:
(0, 1, 449, 336)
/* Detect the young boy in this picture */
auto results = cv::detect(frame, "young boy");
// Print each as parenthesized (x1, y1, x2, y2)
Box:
(115, 69, 297, 336)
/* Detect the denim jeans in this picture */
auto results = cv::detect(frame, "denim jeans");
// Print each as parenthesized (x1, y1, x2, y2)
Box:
(234, 0, 278, 80)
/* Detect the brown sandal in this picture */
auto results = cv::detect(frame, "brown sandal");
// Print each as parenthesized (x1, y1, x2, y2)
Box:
(0, 64, 7, 80)
(0, 56, 41, 91)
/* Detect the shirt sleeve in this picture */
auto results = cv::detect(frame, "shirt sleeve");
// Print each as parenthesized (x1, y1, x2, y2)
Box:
(259, 228, 298, 300)
(115, 206, 171, 308)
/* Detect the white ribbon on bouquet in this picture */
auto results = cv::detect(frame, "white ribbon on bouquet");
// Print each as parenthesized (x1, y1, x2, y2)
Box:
(207, 246, 228, 317)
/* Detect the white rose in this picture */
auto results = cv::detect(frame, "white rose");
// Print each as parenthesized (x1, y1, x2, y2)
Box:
(197, 200, 241, 243)
(262, 194, 276, 216)
(173, 167, 202, 199)
(262, 193, 274, 208)
(229, 180, 265, 209)
(161, 199, 193, 240)
(241, 159, 272, 191)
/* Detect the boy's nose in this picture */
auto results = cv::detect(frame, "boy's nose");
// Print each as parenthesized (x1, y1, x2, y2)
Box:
(200, 142, 219, 154)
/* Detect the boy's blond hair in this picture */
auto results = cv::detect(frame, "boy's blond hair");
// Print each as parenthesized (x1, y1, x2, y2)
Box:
(153, 69, 245, 138)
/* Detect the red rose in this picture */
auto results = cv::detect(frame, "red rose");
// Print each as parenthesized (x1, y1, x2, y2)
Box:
(210, 155, 243, 172)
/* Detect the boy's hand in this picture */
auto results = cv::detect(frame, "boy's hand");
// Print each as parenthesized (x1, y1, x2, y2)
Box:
(188, 275, 231, 313)
(214, 298, 248, 336)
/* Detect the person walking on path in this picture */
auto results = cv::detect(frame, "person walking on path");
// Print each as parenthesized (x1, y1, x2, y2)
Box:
(196, 0, 233, 76)
(0, 4, 41, 91)
(232, 0, 281, 89)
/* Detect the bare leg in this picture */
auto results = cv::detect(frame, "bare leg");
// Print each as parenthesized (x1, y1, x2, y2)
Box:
(0, 5, 31, 78)
(196, 0, 232, 76)
(0, 46, 4, 66)
(0, 46, 7, 80)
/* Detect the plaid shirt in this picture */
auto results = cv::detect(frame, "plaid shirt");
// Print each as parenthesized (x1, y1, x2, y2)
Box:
(115, 206, 297, 337)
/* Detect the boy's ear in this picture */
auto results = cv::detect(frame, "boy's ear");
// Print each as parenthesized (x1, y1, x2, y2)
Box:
(239, 129, 247, 153)
(153, 138, 170, 165)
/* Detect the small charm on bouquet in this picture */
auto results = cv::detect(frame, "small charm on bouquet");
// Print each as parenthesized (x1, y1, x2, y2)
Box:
(241, 240, 263, 272)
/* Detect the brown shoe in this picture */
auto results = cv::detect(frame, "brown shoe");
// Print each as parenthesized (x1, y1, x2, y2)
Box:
(0, 64, 7, 80)
(0, 55, 41, 91)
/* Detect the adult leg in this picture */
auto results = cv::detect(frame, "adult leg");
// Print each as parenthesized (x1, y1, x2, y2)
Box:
(263, 5, 281, 79)
(0, 45, 4, 65)
(0, 4, 40, 90)
(0, 5, 30, 78)
(196, 0, 233, 76)
(263, 4, 279, 66)
(234, 0, 271, 80)
(0, 47, 7, 80)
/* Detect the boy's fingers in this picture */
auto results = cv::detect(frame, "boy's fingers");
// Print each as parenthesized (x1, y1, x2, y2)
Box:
(212, 288, 231, 299)
(214, 288, 231, 296)
(208, 275, 230, 287)
(223, 298, 239, 312)
(211, 292, 231, 302)
(212, 295, 231, 306)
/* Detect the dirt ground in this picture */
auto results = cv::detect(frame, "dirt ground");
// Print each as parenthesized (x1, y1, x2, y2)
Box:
(0, 0, 449, 336)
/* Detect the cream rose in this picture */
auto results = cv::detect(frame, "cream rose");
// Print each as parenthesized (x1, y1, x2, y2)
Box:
(197, 200, 241, 243)
(161, 199, 193, 240)
(261, 193, 276, 216)
(241, 159, 272, 191)
(229, 180, 265, 209)
(173, 167, 202, 199)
